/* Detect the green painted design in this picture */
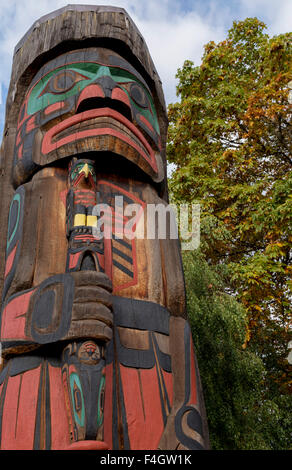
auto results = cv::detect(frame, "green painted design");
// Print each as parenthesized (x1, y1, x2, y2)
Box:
(7, 193, 21, 252)
(69, 373, 85, 427)
(70, 162, 96, 183)
(95, 65, 112, 79)
(26, 62, 160, 134)
(97, 374, 105, 428)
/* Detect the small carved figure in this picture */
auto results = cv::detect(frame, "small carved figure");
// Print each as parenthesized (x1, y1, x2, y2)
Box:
(0, 5, 209, 450)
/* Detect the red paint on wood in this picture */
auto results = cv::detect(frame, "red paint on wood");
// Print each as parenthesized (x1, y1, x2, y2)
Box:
(97, 253, 105, 270)
(45, 127, 155, 171)
(98, 180, 146, 209)
(48, 365, 71, 450)
(111, 87, 131, 108)
(41, 108, 158, 172)
(16, 131, 21, 146)
(4, 243, 18, 278)
(97, 180, 146, 292)
(1, 290, 34, 340)
(61, 367, 75, 444)
(18, 144, 23, 160)
(138, 113, 155, 134)
(74, 235, 96, 241)
(65, 440, 109, 450)
(72, 172, 95, 189)
(74, 197, 96, 204)
(69, 253, 80, 270)
(74, 189, 96, 195)
(26, 115, 36, 132)
(76, 84, 105, 109)
(162, 369, 173, 408)
(0, 374, 21, 449)
(0, 367, 41, 450)
(139, 367, 165, 449)
(68, 365, 78, 377)
(120, 365, 164, 450)
(0, 383, 3, 415)
(119, 366, 144, 449)
(44, 101, 65, 115)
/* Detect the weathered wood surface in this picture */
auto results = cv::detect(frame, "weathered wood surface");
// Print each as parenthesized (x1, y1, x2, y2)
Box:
(0, 5, 209, 450)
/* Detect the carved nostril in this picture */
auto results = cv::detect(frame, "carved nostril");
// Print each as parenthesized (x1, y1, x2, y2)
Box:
(111, 88, 131, 108)
(76, 84, 104, 110)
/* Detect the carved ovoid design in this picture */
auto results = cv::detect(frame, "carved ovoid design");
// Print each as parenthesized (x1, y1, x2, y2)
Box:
(0, 5, 209, 450)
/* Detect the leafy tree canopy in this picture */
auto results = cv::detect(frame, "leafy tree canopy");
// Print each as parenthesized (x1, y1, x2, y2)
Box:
(168, 18, 292, 393)
(184, 250, 291, 450)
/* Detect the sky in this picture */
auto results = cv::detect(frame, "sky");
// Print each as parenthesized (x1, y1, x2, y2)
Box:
(0, 0, 291, 136)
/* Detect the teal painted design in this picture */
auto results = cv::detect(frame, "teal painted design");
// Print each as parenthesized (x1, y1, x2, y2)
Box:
(97, 374, 106, 428)
(26, 62, 160, 134)
(70, 161, 96, 184)
(69, 372, 85, 428)
(7, 193, 21, 253)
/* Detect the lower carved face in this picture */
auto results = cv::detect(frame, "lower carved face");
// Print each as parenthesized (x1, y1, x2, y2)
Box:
(77, 341, 102, 365)
(13, 48, 164, 186)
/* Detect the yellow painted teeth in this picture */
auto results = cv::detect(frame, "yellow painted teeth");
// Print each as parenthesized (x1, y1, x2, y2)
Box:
(74, 214, 97, 227)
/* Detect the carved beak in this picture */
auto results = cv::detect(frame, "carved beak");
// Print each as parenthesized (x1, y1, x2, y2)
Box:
(81, 163, 90, 178)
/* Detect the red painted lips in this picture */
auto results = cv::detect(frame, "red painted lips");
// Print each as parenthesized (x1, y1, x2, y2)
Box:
(41, 107, 158, 173)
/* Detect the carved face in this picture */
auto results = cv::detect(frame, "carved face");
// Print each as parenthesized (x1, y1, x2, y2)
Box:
(77, 340, 102, 365)
(13, 48, 164, 186)
(69, 158, 97, 188)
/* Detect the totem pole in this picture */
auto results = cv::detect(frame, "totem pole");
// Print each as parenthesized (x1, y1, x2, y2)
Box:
(0, 5, 209, 450)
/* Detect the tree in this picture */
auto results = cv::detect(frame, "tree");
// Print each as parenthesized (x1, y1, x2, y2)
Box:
(168, 18, 291, 395)
(183, 250, 291, 450)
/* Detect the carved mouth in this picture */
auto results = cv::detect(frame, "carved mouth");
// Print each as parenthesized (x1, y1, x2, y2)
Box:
(41, 108, 158, 174)
(76, 96, 132, 122)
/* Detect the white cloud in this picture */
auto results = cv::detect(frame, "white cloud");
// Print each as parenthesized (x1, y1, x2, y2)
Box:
(135, 11, 225, 104)
(0, 0, 226, 105)
(0, 0, 290, 111)
(238, 0, 292, 35)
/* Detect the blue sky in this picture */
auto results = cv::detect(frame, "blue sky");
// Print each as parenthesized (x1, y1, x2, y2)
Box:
(0, 0, 291, 136)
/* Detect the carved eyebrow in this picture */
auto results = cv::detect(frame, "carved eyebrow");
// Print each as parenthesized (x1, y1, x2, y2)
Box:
(107, 55, 150, 92)
(31, 63, 150, 103)
(30, 61, 92, 89)
(29, 51, 151, 94)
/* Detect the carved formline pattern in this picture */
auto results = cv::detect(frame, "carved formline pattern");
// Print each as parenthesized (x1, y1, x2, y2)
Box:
(0, 5, 209, 450)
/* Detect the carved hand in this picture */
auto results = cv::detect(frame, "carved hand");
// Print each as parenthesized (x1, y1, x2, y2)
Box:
(0, 271, 113, 357)
(68, 270, 113, 342)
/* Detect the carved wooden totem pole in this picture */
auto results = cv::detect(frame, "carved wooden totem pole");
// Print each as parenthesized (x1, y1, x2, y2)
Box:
(0, 5, 209, 450)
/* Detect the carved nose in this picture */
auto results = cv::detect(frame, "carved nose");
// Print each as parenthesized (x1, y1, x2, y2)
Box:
(95, 75, 117, 98)
(76, 78, 130, 107)
(81, 163, 89, 178)
(76, 81, 132, 119)
(76, 74, 119, 108)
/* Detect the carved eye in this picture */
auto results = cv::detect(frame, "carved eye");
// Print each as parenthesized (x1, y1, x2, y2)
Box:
(40, 70, 87, 96)
(129, 83, 149, 108)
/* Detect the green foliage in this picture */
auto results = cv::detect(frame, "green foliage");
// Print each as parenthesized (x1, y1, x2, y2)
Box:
(168, 17, 291, 394)
(168, 17, 292, 449)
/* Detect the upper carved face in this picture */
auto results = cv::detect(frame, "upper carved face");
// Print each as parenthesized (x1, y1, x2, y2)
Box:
(13, 47, 165, 186)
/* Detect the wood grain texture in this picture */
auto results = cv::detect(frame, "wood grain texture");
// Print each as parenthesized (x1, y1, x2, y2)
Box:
(0, 5, 209, 450)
